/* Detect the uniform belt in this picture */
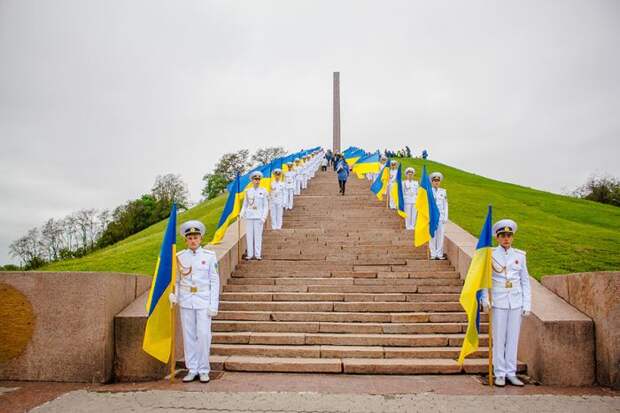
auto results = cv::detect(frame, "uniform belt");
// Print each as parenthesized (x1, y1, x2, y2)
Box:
(180, 286, 208, 293)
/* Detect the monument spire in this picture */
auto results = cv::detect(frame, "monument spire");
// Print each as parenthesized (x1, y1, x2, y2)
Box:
(333, 72, 341, 153)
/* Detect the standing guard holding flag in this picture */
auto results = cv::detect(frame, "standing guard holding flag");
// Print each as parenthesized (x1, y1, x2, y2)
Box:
(480, 219, 531, 387)
(403, 167, 419, 230)
(388, 161, 399, 209)
(269, 168, 285, 230)
(169, 220, 220, 383)
(429, 172, 448, 259)
(284, 161, 296, 210)
(294, 159, 303, 195)
(241, 171, 269, 260)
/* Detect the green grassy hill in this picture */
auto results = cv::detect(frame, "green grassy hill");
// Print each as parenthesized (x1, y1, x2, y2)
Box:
(42, 159, 620, 279)
(42, 195, 227, 275)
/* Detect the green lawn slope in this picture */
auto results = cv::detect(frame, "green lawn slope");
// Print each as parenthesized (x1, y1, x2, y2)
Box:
(42, 159, 620, 279)
(42, 195, 227, 275)
(397, 158, 620, 278)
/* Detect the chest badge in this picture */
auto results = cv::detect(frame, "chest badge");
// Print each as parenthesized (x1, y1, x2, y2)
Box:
(515, 260, 519, 264)
(202, 260, 206, 265)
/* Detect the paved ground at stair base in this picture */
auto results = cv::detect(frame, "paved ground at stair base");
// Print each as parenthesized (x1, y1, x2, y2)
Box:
(3, 374, 618, 412)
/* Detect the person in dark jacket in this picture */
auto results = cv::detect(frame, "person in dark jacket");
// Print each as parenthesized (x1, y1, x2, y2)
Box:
(336, 156, 350, 195)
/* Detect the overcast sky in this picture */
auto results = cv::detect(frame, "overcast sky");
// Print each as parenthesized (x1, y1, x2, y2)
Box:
(1, 0, 619, 264)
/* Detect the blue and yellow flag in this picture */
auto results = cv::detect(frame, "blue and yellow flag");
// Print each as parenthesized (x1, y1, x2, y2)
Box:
(457, 206, 493, 364)
(211, 173, 244, 244)
(345, 149, 366, 166)
(390, 164, 407, 219)
(370, 160, 391, 200)
(414, 165, 440, 246)
(143, 204, 178, 363)
(352, 152, 381, 179)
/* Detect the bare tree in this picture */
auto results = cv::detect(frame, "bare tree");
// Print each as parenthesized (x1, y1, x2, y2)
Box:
(151, 174, 189, 209)
(9, 228, 43, 266)
(41, 218, 64, 261)
(74, 209, 98, 250)
(61, 214, 79, 252)
(252, 147, 286, 166)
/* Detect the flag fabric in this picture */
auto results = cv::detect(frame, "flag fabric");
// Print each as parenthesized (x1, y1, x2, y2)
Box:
(210, 173, 244, 244)
(352, 152, 381, 179)
(414, 165, 440, 247)
(370, 160, 391, 200)
(345, 149, 366, 166)
(457, 206, 493, 364)
(390, 164, 407, 219)
(142, 204, 178, 363)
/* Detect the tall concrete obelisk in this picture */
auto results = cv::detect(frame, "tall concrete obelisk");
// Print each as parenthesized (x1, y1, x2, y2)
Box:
(333, 72, 341, 153)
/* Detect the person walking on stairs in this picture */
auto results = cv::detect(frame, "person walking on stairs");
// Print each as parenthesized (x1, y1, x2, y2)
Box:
(429, 172, 448, 259)
(240, 171, 269, 260)
(269, 168, 285, 230)
(321, 154, 328, 172)
(336, 156, 350, 195)
(284, 161, 296, 210)
(403, 167, 419, 230)
(480, 219, 532, 387)
(169, 220, 220, 383)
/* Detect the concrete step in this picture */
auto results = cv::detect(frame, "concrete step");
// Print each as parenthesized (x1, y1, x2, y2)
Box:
(212, 332, 487, 347)
(220, 292, 460, 302)
(210, 344, 489, 359)
(214, 311, 487, 323)
(211, 320, 484, 334)
(219, 301, 463, 313)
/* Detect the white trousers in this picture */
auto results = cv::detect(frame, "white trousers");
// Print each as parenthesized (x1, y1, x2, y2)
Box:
(430, 221, 445, 258)
(270, 203, 283, 230)
(301, 176, 308, 189)
(388, 184, 396, 209)
(180, 307, 212, 374)
(404, 203, 417, 230)
(246, 218, 264, 258)
(492, 307, 522, 378)
(285, 188, 294, 209)
(294, 180, 301, 195)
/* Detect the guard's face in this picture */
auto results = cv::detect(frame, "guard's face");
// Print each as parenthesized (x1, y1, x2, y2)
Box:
(496, 232, 513, 248)
(185, 233, 202, 250)
(406, 172, 414, 180)
(274, 173, 281, 181)
(252, 177, 261, 187)
(431, 178, 441, 188)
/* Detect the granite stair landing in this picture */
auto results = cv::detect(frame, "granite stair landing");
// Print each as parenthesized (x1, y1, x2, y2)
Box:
(207, 170, 523, 374)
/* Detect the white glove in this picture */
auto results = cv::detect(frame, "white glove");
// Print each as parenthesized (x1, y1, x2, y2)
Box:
(168, 292, 177, 305)
(522, 310, 531, 316)
(481, 300, 490, 313)
(207, 308, 218, 317)
(261, 217, 266, 224)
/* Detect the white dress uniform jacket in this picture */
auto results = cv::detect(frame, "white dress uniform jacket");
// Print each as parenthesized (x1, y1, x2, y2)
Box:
(176, 247, 220, 311)
(284, 170, 296, 209)
(430, 187, 448, 259)
(481, 247, 532, 311)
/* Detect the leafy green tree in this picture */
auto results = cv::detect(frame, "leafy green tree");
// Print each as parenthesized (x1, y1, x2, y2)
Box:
(574, 175, 620, 207)
(202, 173, 230, 200)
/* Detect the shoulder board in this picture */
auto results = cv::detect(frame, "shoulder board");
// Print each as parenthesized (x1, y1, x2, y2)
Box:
(199, 247, 216, 255)
(513, 248, 527, 256)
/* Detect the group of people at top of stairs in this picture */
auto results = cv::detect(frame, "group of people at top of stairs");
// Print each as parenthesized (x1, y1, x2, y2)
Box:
(239, 149, 324, 261)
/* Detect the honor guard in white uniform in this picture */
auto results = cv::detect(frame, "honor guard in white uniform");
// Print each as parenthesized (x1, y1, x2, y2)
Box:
(269, 169, 285, 230)
(284, 162, 296, 210)
(169, 220, 220, 383)
(429, 172, 448, 259)
(388, 161, 399, 209)
(301, 156, 309, 189)
(481, 219, 532, 387)
(294, 159, 303, 195)
(403, 167, 419, 230)
(240, 171, 269, 260)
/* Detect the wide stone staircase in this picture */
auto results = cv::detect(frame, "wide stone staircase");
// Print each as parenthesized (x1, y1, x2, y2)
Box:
(209, 169, 518, 374)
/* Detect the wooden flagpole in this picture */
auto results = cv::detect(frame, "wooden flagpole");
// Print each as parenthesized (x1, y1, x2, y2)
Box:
(169, 245, 178, 383)
(488, 291, 494, 386)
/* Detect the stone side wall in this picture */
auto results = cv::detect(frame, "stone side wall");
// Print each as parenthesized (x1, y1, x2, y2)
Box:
(543, 272, 619, 388)
(113, 221, 246, 381)
(443, 220, 596, 386)
(0, 272, 150, 383)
